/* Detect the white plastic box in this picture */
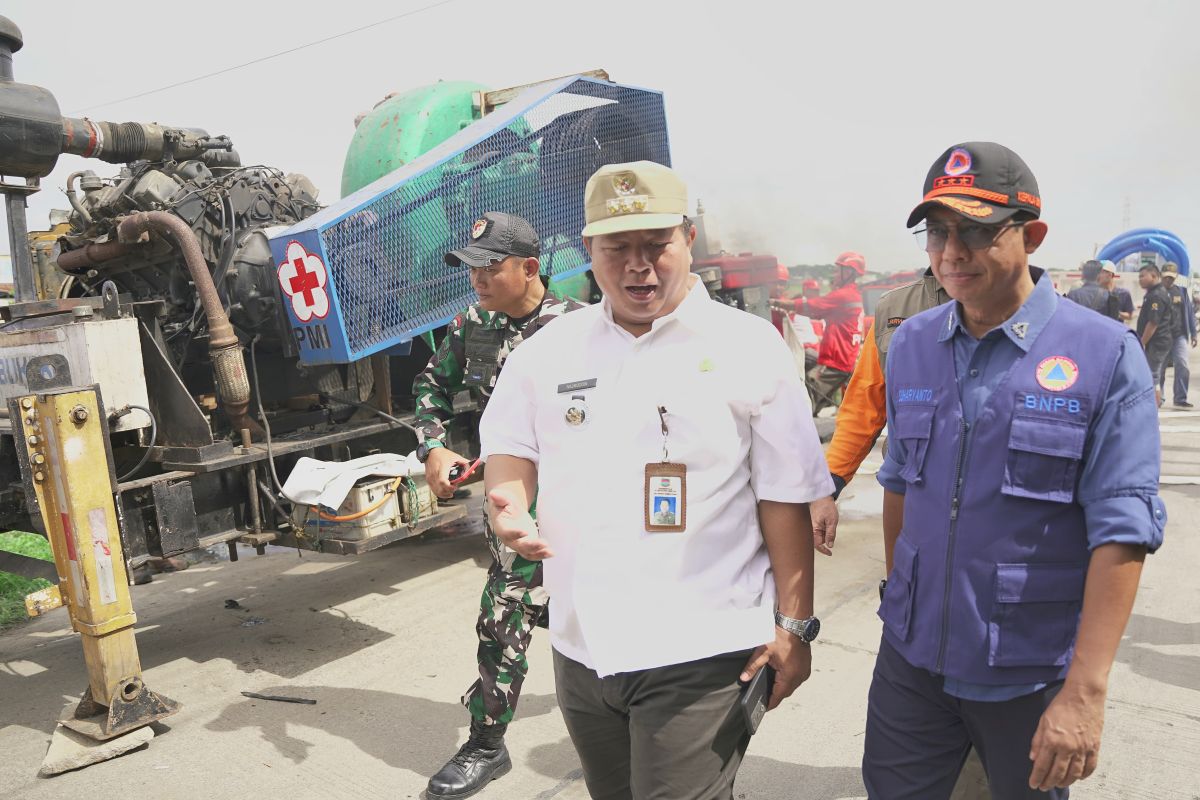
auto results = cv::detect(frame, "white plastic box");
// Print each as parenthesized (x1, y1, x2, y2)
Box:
(294, 475, 437, 542)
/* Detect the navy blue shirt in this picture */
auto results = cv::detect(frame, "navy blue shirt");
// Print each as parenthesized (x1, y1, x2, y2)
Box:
(879, 273, 1165, 699)
(1166, 282, 1197, 339)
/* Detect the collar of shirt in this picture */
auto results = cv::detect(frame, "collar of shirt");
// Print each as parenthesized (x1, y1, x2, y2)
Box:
(472, 292, 553, 331)
(921, 270, 951, 305)
(598, 274, 710, 340)
(938, 266, 1054, 351)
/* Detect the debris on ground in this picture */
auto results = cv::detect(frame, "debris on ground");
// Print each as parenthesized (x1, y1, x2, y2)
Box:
(39, 724, 154, 777)
(240, 691, 317, 705)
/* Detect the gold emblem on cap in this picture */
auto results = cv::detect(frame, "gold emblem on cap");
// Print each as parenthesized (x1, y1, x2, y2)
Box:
(612, 174, 637, 196)
(471, 219, 488, 239)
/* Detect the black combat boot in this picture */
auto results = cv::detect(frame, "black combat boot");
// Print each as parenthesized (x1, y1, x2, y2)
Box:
(426, 720, 511, 799)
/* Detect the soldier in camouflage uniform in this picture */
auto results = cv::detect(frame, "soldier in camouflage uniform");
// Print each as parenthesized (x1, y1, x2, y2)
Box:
(417, 212, 585, 800)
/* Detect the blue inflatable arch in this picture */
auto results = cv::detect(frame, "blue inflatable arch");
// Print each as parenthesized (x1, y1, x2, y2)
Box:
(1097, 228, 1190, 277)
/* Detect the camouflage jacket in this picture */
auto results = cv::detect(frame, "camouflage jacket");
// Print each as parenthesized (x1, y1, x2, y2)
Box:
(414, 290, 586, 445)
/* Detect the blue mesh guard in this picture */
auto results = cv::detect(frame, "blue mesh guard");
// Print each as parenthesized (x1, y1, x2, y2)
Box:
(270, 77, 670, 365)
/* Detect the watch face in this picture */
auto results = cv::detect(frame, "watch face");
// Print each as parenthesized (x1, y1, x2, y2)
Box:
(803, 617, 821, 642)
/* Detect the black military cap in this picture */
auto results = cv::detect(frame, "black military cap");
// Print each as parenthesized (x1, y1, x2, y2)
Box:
(445, 212, 540, 267)
(908, 142, 1042, 228)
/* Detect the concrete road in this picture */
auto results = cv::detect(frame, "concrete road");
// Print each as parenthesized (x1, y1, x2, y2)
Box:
(2, 358, 1198, 798)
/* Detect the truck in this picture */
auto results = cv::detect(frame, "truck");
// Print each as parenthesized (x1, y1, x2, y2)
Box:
(0, 13, 671, 741)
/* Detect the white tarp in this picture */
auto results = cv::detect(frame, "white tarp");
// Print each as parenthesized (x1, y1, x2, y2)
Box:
(281, 453, 422, 511)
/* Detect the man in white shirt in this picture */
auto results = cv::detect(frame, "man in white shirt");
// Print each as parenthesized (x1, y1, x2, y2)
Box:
(477, 161, 834, 799)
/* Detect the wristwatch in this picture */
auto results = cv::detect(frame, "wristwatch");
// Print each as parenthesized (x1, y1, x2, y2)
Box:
(415, 440, 443, 463)
(774, 611, 821, 643)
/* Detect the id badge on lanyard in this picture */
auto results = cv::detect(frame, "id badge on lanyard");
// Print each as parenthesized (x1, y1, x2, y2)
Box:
(645, 405, 687, 533)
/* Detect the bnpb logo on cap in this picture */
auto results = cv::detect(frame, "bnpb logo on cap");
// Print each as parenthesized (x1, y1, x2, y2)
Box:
(944, 148, 972, 176)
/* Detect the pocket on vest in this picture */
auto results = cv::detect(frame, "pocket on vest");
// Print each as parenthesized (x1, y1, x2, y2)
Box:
(1001, 416, 1087, 503)
(987, 563, 1086, 667)
(879, 535, 918, 641)
(893, 404, 935, 485)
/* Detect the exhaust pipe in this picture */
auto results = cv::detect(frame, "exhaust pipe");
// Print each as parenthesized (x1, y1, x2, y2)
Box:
(117, 212, 260, 436)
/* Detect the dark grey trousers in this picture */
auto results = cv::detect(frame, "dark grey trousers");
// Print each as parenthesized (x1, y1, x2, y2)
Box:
(552, 648, 753, 800)
(807, 364, 853, 415)
(863, 636, 1067, 800)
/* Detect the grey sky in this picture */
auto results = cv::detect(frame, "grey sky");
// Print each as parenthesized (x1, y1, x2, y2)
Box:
(3, 0, 1198, 275)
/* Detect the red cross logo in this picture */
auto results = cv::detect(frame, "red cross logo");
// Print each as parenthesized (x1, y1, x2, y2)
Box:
(278, 241, 330, 322)
(289, 257, 321, 306)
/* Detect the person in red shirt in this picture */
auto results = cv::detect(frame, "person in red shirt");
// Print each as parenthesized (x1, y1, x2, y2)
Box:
(772, 252, 866, 414)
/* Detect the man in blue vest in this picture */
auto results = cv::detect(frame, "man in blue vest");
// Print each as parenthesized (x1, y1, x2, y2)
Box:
(865, 142, 1167, 799)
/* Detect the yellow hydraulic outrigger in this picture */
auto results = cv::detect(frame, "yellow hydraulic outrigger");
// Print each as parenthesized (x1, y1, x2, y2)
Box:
(14, 386, 179, 740)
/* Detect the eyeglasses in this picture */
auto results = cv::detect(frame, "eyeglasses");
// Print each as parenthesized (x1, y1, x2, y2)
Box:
(913, 221, 1025, 252)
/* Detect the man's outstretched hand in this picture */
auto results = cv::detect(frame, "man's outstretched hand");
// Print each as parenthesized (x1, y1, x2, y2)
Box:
(487, 487, 552, 560)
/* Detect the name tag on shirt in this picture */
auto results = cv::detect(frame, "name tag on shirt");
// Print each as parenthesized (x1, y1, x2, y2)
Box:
(645, 462, 687, 533)
(558, 378, 598, 394)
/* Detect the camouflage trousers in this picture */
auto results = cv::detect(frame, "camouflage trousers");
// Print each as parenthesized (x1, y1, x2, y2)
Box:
(461, 510, 548, 726)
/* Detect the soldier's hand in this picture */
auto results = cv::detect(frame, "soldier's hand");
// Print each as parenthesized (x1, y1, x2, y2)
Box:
(426, 447, 470, 499)
(740, 625, 812, 712)
(810, 495, 839, 557)
(487, 488, 552, 560)
(1027, 681, 1105, 791)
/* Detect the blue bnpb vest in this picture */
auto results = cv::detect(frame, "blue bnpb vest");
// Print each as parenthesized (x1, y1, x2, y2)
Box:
(880, 294, 1130, 685)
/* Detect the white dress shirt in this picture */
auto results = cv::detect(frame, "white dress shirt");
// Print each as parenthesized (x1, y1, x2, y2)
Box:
(479, 277, 833, 677)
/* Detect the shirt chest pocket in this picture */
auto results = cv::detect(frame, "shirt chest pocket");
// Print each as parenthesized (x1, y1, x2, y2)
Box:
(1001, 415, 1087, 503)
(893, 403, 935, 485)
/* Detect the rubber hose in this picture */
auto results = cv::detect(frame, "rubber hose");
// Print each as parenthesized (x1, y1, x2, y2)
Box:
(117, 211, 259, 435)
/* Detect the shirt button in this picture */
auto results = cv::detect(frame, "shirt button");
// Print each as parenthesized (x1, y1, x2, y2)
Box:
(969, 369, 980, 378)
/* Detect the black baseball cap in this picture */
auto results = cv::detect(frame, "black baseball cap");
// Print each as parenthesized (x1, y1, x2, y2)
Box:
(445, 212, 540, 267)
(907, 142, 1042, 228)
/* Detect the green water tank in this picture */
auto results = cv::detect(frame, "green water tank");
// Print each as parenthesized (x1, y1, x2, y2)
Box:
(341, 80, 486, 197)
(339, 80, 592, 306)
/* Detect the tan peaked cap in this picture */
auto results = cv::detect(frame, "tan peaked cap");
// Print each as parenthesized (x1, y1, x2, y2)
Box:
(582, 161, 687, 237)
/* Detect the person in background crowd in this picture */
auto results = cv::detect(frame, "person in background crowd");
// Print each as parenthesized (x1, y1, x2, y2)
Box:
(1066, 259, 1119, 319)
(1159, 261, 1197, 408)
(771, 253, 866, 415)
(1137, 263, 1174, 408)
(1104, 260, 1135, 322)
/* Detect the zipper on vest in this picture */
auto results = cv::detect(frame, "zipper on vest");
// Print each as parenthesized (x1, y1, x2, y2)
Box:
(937, 418, 970, 673)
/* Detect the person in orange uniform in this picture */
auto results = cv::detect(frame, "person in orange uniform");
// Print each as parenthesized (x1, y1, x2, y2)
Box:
(772, 252, 866, 414)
